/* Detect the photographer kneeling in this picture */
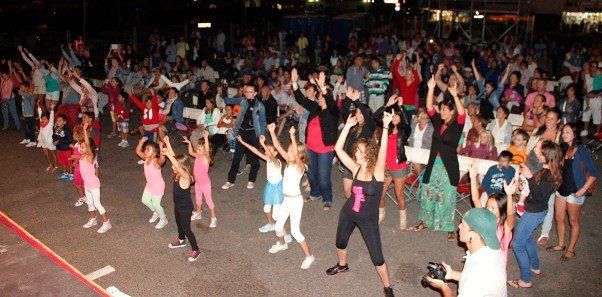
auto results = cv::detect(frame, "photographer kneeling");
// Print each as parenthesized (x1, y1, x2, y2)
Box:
(426, 208, 507, 297)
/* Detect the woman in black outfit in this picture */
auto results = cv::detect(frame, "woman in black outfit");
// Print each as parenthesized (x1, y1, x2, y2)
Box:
(411, 77, 466, 242)
(162, 136, 200, 262)
(327, 110, 394, 297)
(339, 87, 376, 199)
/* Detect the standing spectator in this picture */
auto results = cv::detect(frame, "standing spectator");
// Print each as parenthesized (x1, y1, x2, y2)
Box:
(200, 60, 218, 83)
(558, 84, 581, 124)
(364, 56, 391, 112)
(346, 55, 369, 103)
(176, 36, 189, 60)
(221, 84, 266, 190)
(391, 52, 421, 118)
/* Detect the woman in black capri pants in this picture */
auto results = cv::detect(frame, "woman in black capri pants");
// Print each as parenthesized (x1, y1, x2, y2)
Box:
(326, 110, 395, 297)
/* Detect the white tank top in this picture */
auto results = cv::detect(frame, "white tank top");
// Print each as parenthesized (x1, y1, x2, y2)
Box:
(282, 164, 303, 197)
(266, 160, 283, 184)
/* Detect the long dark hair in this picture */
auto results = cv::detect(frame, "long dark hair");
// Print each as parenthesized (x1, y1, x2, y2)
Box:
(489, 192, 509, 222)
(535, 140, 563, 189)
(386, 105, 410, 139)
(535, 107, 561, 137)
(560, 123, 582, 154)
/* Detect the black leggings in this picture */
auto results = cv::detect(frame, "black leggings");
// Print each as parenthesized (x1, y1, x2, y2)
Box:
(335, 210, 384, 266)
(174, 208, 199, 251)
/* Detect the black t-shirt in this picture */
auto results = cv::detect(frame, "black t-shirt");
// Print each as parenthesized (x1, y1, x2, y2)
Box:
(526, 170, 555, 213)
(558, 157, 578, 196)
(263, 96, 278, 125)
(241, 99, 255, 130)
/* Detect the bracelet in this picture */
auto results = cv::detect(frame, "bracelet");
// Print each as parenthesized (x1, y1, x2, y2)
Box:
(383, 127, 389, 130)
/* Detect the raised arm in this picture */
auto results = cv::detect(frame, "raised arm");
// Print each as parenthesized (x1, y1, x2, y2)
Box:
(289, 126, 305, 172)
(374, 111, 392, 181)
(18, 46, 35, 69)
(237, 134, 268, 162)
(335, 115, 360, 173)
(135, 136, 150, 159)
(267, 123, 290, 160)
(435, 64, 448, 91)
(448, 83, 465, 116)
(469, 161, 483, 208)
(426, 75, 436, 111)
(503, 179, 517, 231)
(471, 59, 482, 82)
(182, 136, 198, 158)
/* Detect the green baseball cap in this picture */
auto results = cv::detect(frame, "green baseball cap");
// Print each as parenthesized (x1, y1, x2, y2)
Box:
(463, 208, 500, 250)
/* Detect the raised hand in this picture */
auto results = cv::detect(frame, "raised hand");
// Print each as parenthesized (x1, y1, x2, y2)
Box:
(202, 130, 210, 139)
(267, 123, 276, 133)
(259, 135, 266, 144)
(289, 126, 296, 136)
(182, 136, 190, 144)
(17, 45, 23, 52)
(395, 53, 403, 61)
(469, 160, 478, 180)
(437, 63, 445, 72)
(503, 179, 518, 196)
(427, 76, 436, 89)
(317, 71, 326, 87)
(291, 68, 298, 83)
(140, 136, 149, 143)
(448, 83, 458, 98)
(451, 64, 458, 73)
(347, 87, 360, 101)
(386, 94, 398, 107)
(345, 115, 358, 127)
(236, 135, 243, 142)
(382, 111, 393, 127)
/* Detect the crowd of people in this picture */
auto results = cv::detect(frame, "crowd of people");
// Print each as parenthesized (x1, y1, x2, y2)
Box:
(1, 26, 601, 296)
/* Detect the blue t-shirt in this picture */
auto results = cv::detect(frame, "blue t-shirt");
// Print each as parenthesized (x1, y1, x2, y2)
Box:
(482, 165, 515, 195)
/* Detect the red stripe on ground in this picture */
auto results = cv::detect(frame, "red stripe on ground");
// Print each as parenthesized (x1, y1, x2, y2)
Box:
(0, 211, 110, 297)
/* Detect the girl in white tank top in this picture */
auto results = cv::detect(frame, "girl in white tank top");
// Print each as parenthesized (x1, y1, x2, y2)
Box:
(266, 123, 315, 270)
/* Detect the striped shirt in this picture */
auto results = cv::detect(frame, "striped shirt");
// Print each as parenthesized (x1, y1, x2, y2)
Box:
(364, 68, 390, 96)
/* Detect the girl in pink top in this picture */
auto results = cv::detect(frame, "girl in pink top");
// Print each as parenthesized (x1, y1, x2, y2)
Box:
(183, 130, 217, 228)
(80, 121, 111, 234)
(469, 162, 517, 263)
(70, 125, 87, 208)
(135, 137, 168, 229)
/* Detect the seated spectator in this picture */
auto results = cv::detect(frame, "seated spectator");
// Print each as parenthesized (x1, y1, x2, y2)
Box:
(461, 131, 498, 161)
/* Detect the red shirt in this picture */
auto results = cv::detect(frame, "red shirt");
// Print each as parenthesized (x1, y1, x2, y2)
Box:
(130, 94, 160, 126)
(391, 59, 420, 107)
(113, 101, 130, 122)
(306, 117, 334, 153)
(386, 132, 407, 171)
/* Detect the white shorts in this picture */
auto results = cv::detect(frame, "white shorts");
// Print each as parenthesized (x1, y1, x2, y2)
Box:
(37, 138, 56, 150)
(34, 86, 46, 95)
(45, 91, 60, 101)
(582, 96, 602, 125)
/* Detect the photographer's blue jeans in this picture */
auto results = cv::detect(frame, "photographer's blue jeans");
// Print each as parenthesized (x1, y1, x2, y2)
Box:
(307, 149, 334, 204)
(512, 210, 547, 283)
(2, 97, 21, 130)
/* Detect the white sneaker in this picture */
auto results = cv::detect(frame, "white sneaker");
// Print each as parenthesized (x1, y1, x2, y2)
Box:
(209, 217, 217, 228)
(580, 130, 588, 137)
(137, 159, 145, 165)
(26, 142, 37, 147)
(301, 255, 315, 269)
(20, 139, 30, 144)
(74, 197, 86, 207)
(191, 211, 202, 221)
(97, 221, 112, 233)
(258, 223, 275, 233)
(122, 141, 129, 148)
(247, 182, 255, 189)
(83, 218, 97, 228)
(221, 182, 235, 189)
(155, 218, 168, 229)
(269, 242, 288, 254)
(148, 212, 160, 223)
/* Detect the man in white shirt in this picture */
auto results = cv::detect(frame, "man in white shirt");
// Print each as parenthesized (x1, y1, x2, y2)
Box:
(200, 60, 217, 83)
(426, 208, 507, 297)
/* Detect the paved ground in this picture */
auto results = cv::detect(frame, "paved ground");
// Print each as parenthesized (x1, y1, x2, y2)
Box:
(0, 223, 97, 296)
(0, 124, 601, 297)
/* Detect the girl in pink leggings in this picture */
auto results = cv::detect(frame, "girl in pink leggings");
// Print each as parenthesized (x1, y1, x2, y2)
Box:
(183, 131, 217, 228)
(80, 121, 111, 234)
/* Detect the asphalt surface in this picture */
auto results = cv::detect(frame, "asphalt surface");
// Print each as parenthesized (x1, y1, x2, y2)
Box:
(0, 125, 601, 297)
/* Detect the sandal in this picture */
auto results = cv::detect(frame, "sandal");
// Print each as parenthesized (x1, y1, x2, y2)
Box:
(561, 250, 576, 261)
(546, 245, 566, 252)
(408, 222, 427, 232)
(447, 232, 456, 242)
(507, 280, 532, 289)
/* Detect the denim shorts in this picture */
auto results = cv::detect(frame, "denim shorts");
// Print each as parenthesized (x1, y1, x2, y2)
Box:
(555, 191, 585, 205)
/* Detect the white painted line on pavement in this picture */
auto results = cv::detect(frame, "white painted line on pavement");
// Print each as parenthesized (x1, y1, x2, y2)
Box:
(85, 265, 115, 281)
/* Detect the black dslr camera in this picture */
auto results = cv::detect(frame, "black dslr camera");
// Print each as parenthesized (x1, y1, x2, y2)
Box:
(420, 262, 447, 287)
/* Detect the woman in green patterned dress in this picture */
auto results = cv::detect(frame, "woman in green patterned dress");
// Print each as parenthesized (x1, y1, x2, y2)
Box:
(410, 76, 466, 242)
